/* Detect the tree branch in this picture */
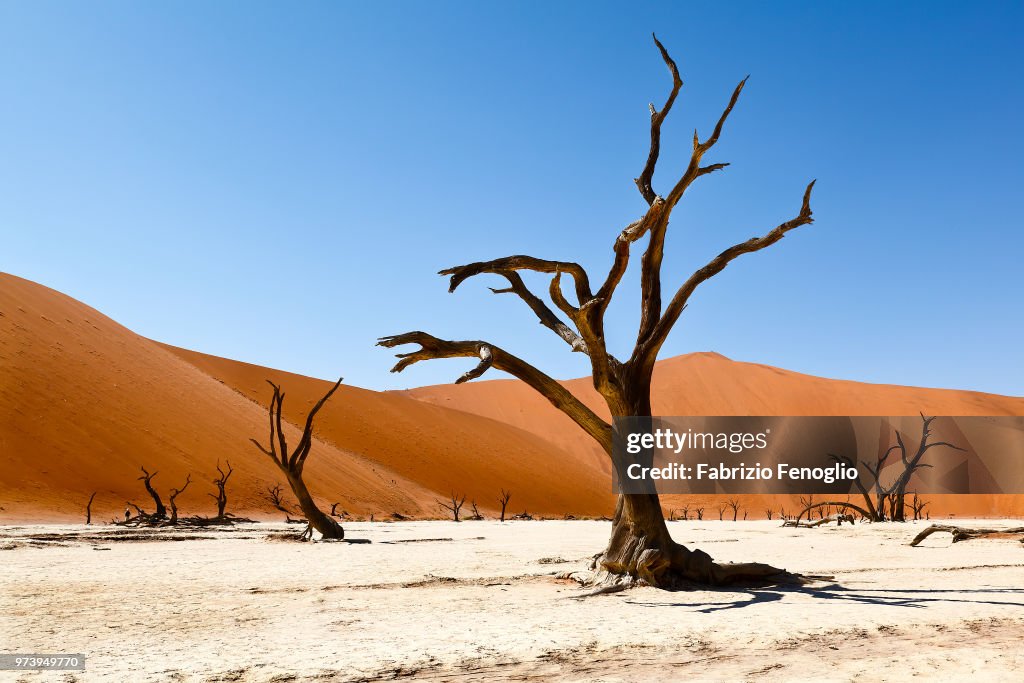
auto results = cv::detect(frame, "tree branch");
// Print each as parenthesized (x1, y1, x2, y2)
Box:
(501, 271, 587, 353)
(639, 180, 815, 359)
(634, 34, 683, 206)
(442, 260, 590, 354)
(377, 331, 612, 450)
(441, 256, 592, 303)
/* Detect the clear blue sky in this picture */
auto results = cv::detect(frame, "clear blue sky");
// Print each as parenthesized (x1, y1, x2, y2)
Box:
(2, 1, 1021, 395)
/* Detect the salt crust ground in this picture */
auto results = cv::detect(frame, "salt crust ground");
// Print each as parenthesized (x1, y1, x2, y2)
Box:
(2, 519, 1023, 682)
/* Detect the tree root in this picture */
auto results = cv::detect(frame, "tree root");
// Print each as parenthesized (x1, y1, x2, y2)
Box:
(584, 540, 828, 590)
(909, 524, 1024, 547)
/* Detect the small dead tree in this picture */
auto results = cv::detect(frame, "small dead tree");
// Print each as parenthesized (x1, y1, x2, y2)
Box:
(909, 492, 929, 521)
(168, 474, 192, 525)
(726, 498, 741, 522)
(765, 508, 774, 521)
(680, 504, 690, 521)
(695, 507, 704, 521)
(717, 505, 726, 521)
(85, 491, 97, 525)
(468, 500, 484, 520)
(138, 466, 166, 519)
(498, 489, 512, 522)
(250, 378, 345, 540)
(209, 460, 233, 519)
(438, 492, 466, 522)
(379, 35, 815, 588)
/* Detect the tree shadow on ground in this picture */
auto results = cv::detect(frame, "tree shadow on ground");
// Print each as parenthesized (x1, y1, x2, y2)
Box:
(625, 585, 1024, 614)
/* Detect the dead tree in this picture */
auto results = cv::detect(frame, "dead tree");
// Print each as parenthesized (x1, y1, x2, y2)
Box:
(890, 416, 964, 521)
(468, 500, 484, 520)
(909, 492, 929, 521)
(765, 508, 774, 521)
(138, 466, 166, 519)
(208, 460, 233, 519)
(680, 504, 690, 521)
(85, 491, 97, 525)
(695, 507, 704, 521)
(832, 414, 964, 522)
(168, 474, 192, 525)
(379, 35, 815, 588)
(909, 524, 1024, 547)
(727, 498, 741, 522)
(250, 378, 345, 540)
(498, 489, 512, 522)
(438, 492, 466, 522)
(717, 504, 726, 521)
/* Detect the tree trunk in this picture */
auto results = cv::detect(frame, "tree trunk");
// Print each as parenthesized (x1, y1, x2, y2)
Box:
(287, 472, 344, 540)
(143, 479, 165, 519)
(594, 388, 795, 587)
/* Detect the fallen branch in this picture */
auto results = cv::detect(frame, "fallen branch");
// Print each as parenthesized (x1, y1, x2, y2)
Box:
(909, 524, 1024, 547)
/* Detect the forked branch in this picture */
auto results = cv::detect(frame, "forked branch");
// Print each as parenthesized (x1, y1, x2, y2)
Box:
(378, 331, 612, 451)
(639, 180, 815, 360)
(634, 34, 683, 206)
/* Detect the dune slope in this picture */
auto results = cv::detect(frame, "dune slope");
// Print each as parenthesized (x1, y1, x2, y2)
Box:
(0, 273, 609, 522)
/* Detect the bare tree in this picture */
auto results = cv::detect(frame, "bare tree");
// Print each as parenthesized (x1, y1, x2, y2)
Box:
(168, 474, 192, 525)
(909, 492, 929, 521)
(765, 508, 774, 521)
(498, 489, 512, 522)
(438, 492, 466, 522)
(695, 507, 704, 521)
(250, 378, 345, 540)
(468, 499, 484, 520)
(379, 36, 814, 588)
(831, 414, 964, 522)
(679, 504, 690, 521)
(717, 505, 726, 521)
(726, 498, 741, 522)
(208, 460, 233, 519)
(138, 466, 166, 519)
(85, 491, 97, 525)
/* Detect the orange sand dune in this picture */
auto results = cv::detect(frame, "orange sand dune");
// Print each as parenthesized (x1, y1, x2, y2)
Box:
(0, 273, 609, 522)
(2, 272, 1021, 522)
(405, 354, 1024, 517)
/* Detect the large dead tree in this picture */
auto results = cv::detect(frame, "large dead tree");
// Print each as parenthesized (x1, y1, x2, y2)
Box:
(138, 466, 166, 519)
(380, 36, 816, 588)
(250, 378, 345, 540)
(209, 460, 233, 519)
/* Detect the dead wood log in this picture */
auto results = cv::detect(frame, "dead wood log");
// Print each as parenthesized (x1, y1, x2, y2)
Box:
(909, 524, 1024, 546)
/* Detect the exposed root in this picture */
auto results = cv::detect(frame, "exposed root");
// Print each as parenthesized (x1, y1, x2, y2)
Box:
(588, 538, 826, 590)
